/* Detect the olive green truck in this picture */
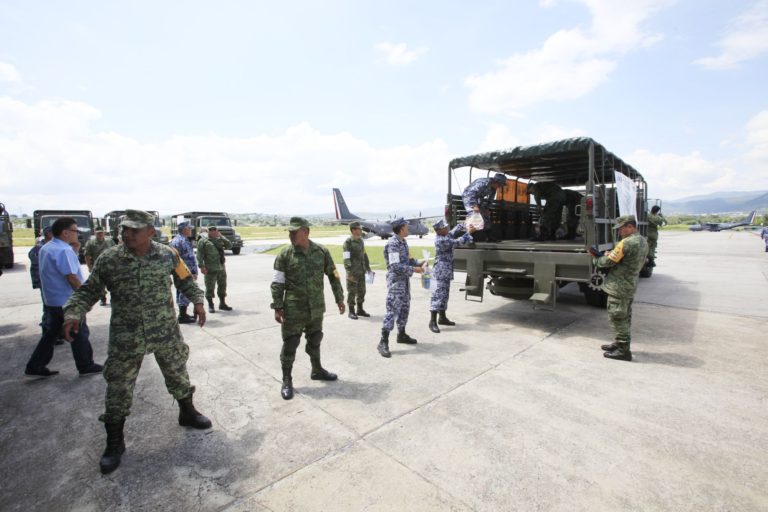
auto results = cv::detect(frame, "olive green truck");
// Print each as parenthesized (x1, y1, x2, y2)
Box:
(446, 137, 653, 309)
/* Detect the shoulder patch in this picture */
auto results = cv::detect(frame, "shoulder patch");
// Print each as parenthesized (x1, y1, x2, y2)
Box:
(608, 239, 625, 263)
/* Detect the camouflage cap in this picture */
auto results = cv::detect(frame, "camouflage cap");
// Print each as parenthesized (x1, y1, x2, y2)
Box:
(614, 215, 637, 229)
(491, 172, 507, 185)
(349, 221, 362, 230)
(177, 221, 190, 229)
(120, 209, 155, 229)
(432, 218, 447, 230)
(42, 226, 53, 235)
(207, 224, 218, 230)
(286, 216, 310, 231)
(390, 217, 407, 230)
(94, 226, 105, 233)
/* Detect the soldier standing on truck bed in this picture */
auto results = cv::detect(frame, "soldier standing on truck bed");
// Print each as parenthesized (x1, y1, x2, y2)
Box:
(529, 181, 567, 241)
(592, 215, 649, 362)
(461, 172, 507, 241)
(343, 221, 372, 320)
(84, 227, 115, 306)
(428, 219, 474, 334)
(197, 225, 233, 313)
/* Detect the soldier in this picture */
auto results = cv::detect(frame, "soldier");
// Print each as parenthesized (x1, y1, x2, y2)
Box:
(170, 221, 199, 324)
(461, 172, 507, 241)
(647, 205, 667, 265)
(761, 225, 768, 252)
(63, 210, 211, 474)
(591, 215, 649, 362)
(529, 181, 567, 241)
(84, 226, 115, 305)
(270, 217, 345, 400)
(428, 219, 474, 333)
(29, 226, 54, 329)
(563, 189, 583, 240)
(377, 218, 425, 358)
(343, 221, 373, 320)
(197, 225, 233, 313)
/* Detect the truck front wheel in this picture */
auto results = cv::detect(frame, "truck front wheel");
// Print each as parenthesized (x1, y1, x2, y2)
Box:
(232, 247, 241, 255)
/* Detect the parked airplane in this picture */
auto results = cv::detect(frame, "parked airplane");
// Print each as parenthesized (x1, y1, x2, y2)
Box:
(332, 188, 429, 239)
(689, 210, 757, 232)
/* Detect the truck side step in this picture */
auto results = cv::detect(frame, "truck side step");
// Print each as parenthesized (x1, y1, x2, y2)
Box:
(529, 292, 551, 303)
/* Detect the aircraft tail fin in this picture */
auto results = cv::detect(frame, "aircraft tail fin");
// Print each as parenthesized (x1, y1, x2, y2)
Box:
(746, 210, 757, 225)
(332, 188, 362, 221)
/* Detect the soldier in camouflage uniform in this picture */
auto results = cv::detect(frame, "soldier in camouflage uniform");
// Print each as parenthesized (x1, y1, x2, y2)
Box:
(271, 217, 345, 400)
(592, 215, 649, 362)
(428, 219, 474, 334)
(646, 205, 667, 265)
(84, 227, 115, 305)
(170, 221, 199, 324)
(63, 210, 211, 474)
(197, 225, 233, 313)
(529, 181, 567, 241)
(343, 221, 373, 320)
(461, 172, 507, 241)
(377, 218, 425, 358)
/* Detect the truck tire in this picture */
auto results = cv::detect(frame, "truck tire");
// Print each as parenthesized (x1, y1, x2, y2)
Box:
(639, 262, 653, 278)
(232, 247, 241, 255)
(580, 283, 607, 308)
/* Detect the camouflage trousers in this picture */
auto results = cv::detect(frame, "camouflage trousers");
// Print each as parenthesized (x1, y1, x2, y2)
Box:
(607, 295, 634, 344)
(100, 340, 193, 423)
(647, 234, 658, 259)
(430, 278, 451, 311)
(382, 280, 410, 332)
(346, 274, 367, 308)
(204, 268, 227, 300)
(280, 307, 324, 368)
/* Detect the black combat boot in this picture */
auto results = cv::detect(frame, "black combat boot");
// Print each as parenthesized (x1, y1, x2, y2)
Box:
(178, 397, 213, 429)
(377, 329, 391, 358)
(100, 419, 126, 474)
(207, 298, 216, 313)
(281, 366, 294, 400)
(429, 311, 440, 333)
(348, 305, 358, 320)
(438, 311, 456, 326)
(218, 300, 233, 311)
(601, 342, 618, 352)
(397, 328, 417, 344)
(604, 342, 632, 362)
(356, 304, 370, 317)
(310, 357, 338, 381)
(178, 306, 195, 324)
(649, 257, 656, 267)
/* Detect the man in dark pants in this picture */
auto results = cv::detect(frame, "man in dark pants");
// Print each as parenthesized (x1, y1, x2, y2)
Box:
(25, 217, 102, 377)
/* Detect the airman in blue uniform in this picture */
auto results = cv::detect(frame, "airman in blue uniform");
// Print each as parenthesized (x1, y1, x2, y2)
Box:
(428, 219, 474, 333)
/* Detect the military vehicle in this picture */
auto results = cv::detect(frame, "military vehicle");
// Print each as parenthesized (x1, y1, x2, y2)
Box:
(101, 210, 169, 245)
(445, 137, 653, 310)
(0, 202, 14, 269)
(170, 212, 243, 255)
(32, 210, 94, 263)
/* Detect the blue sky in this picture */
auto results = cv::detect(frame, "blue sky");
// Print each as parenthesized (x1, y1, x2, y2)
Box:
(1, 0, 767, 216)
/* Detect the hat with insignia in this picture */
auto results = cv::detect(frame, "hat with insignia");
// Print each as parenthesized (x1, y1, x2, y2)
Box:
(119, 209, 155, 229)
(349, 221, 362, 230)
(432, 219, 447, 230)
(614, 215, 637, 229)
(286, 217, 310, 231)
(390, 217, 407, 230)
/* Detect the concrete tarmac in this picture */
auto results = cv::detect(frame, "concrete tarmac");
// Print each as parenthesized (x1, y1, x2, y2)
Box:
(0, 231, 766, 511)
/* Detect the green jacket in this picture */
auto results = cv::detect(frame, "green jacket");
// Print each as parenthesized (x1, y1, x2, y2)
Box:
(270, 240, 344, 320)
(342, 236, 371, 277)
(647, 213, 667, 239)
(197, 235, 232, 272)
(84, 237, 115, 265)
(596, 232, 649, 299)
(64, 242, 204, 352)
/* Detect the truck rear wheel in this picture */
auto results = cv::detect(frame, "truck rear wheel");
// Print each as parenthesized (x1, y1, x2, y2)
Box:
(232, 247, 241, 255)
(579, 282, 607, 308)
(639, 261, 653, 278)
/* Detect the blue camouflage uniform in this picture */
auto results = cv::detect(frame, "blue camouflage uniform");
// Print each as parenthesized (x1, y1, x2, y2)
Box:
(462, 177, 494, 225)
(382, 234, 419, 332)
(170, 232, 199, 307)
(430, 224, 473, 312)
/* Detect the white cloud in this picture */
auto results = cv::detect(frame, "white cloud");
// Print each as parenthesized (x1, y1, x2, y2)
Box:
(0, 97, 451, 216)
(466, 0, 672, 115)
(694, 0, 768, 70)
(374, 42, 428, 65)
(475, 123, 586, 153)
(0, 61, 22, 83)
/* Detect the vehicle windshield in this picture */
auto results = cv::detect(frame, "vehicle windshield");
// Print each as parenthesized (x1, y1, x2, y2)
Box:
(199, 217, 231, 227)
(41, 215, 92, 232)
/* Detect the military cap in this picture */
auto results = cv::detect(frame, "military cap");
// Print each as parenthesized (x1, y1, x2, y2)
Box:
(390, 217, 407, 230)
(432, 218, 447, 230)
(120, 209, 155, 229)
(614, 215, 637, 229)
(286, 216, 310, 231)
(94, 226, 105, 233)
(491, 172, 507, 185)
(207, 224, 218, 230)
(177, 221, 190, 230)
(349, 221, 362, 230)
(42, 226, 53, 236)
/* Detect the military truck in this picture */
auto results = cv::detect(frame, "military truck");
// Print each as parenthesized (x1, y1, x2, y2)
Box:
(32, 210, 94, 263)
(0, 202, 14, 269)
(101, 210, 169, 245)
(445, 137, 653, 310)
(170, 212, 243, 255)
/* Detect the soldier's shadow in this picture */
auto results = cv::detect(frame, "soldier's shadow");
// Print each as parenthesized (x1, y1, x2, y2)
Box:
(298, 379, 391, 404)
(632, 351, 705, 368)
(0, 323, 25, 337)
(392, 340, 469, 357)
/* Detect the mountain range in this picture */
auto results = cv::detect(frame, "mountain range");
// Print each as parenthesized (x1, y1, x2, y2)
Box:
(662, 190, 768, 215)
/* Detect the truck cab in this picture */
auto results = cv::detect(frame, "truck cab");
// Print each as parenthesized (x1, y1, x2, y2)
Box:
(33, 210, 94, 264)
(446, 137, 652, 309)
(101, 210, 169, 245)
(170, 212, 243, 255)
